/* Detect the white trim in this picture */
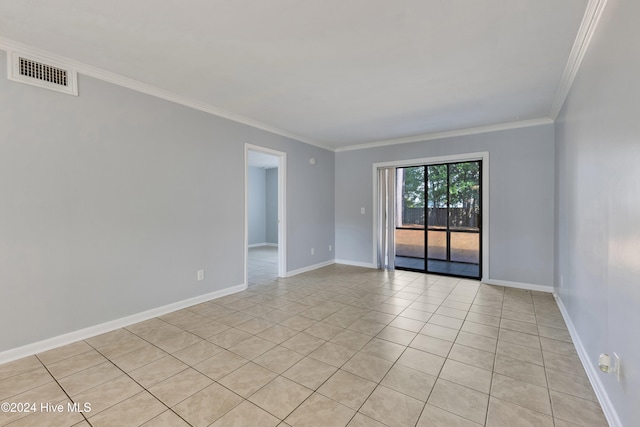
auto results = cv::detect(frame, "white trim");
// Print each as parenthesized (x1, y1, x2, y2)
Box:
(554, 294, 622, 427)
(549, 0, 609, 118)
(372, 152, 490, 281)
(5, 28, 613, 152)
(482, 279, 553, 294)
(245, 144, 287, 283)
(0, 283, 246, 364)
(248, 242, 278, 248)
(373, 152, 489, 169)
(336, 119, 553, 153)
(0, 37, 332, 151)
(335, 259, 377, 269)
(277, 153, 287, 278)
(0, 38, 555, 155)
(286, 260, 335, 277)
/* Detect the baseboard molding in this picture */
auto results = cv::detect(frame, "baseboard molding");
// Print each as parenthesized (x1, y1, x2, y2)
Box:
(335, 259, 378, 269)
(554, 294, 622, 427)
(482, 278, 553, 293)
(0, 283, 247, 364)
(287, 260, 335, 277)
(249, 242, 271, 248)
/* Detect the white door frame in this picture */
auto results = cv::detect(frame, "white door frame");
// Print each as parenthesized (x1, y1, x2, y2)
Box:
(372, 151, 489, 281)
(245, 144, 287, 283)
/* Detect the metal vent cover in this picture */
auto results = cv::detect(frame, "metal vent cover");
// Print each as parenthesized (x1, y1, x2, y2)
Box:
(8, 51, 78, 96)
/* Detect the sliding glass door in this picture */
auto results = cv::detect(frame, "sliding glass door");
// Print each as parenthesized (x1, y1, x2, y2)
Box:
(394, 166, 426, 270)
(395, 160, 481, 279)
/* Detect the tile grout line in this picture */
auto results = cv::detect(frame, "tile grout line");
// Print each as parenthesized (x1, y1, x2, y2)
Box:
(33, 353, 93, 426)
(83, 339, 192, 427)
(3, 266, 602, 427)
(483, 283, 505, 426)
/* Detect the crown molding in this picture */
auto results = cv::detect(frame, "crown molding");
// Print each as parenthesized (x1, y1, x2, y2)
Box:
(549, 0, 609, 118)
(0, 37, 334, 152)
(335, 118, 554, 153)
(2, 5, 601, 155)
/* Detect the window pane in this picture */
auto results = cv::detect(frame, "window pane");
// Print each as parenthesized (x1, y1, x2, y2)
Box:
(449, 162, 480, 231)
(395, 228, 425, 270)
(450, 232, 480, 264)
(395, 166, 425, 270)
(427, 230, 447, 260)
(427, 164, 447, 228)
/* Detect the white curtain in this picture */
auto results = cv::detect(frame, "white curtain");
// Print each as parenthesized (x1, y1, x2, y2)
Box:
(377, 167, 396, 270)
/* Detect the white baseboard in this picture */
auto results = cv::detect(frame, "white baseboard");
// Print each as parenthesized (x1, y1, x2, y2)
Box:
(287, 260, 335, 277)
(248, 243, 278, 248)
(482, 278, 553, 293)
(0, 283, 247, 364)
(554, 294, 622, 427)
(335, 259, 377, 269)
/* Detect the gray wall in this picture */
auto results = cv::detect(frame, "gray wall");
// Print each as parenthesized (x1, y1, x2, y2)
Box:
(0, 50, 335, 352)
(555, 0, 640, 424)
(248, 166, 278, 245)
(266, 168, 278, 244)
(248, 166, 266, 245)
(335, 124, 555, 286)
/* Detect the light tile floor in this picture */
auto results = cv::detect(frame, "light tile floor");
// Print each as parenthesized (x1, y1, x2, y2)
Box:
(248, 246, 278, 287)
(0, 265, 608, 426)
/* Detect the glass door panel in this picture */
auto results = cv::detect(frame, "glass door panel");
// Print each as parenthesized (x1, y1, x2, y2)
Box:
(427, 164, 448, 229)
(447, 162, 481, 273)
(426, 164, 448, 262)
(450, 232, 480, 264)
(394, 166, 425, 271)
(427, 230, 447, 260)
(448, 162, 480, 231)
(439, 160, 481, 278)
(394, 160, 481, 279)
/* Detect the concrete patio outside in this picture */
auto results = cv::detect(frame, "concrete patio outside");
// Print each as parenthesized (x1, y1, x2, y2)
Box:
(395, 227, 479, 264)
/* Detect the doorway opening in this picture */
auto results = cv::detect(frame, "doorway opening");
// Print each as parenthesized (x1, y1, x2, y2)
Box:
(245, 145, 287, 286)
(395, 161, 482, 279)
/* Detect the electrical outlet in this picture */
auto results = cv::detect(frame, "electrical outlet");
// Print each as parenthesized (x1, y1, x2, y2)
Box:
(197, 269, 205, 281)
(329, 245, 333, 252)
(311, 248, 315, 255)
(360, 207, 365, 214)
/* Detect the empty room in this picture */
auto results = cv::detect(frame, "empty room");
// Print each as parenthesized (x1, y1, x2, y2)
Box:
(0, 1, 637, 426)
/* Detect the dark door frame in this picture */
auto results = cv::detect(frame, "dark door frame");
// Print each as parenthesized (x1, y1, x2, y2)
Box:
(373, 152, 489, 281)
(425, 160, 482, 279)
(395, 160, 482, 280)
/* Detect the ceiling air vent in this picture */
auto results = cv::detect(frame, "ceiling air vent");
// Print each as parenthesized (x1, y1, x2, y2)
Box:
(8, 51, 78, 96)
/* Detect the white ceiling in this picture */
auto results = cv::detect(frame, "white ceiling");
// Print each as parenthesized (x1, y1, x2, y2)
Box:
(0, 0, 589, 150)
